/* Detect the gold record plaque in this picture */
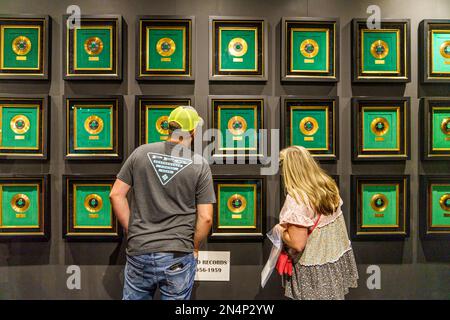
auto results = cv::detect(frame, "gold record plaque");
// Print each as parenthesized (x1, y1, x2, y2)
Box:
(228, 116, 248, 136)
(156, 37, 176, 60)
(300, 39, 319, 59)
(12, 36, 32, 56)
(370, 193, 389, 213)
(10, 114, 31, 135)
(370, 40, 389, 60)
(228, 37, 248, 61)
(371, 117, 390, 138)
(155, 115, 170, 135)
(84, 37, 104, 57)
(441, 117, 450, 135)
(11, 193, 31, 213)
(439, 194, 450, 212)
(227, 194, 247, 214)
(299, 116, 319, 137)
(84, 115, 104, 135)
(84, 193, 103, 213)
(440, 40, 450, 59)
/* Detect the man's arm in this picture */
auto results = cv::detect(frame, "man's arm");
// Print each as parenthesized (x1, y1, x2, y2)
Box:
(109, 179, 131, 233)
(193, 203, 213, 257)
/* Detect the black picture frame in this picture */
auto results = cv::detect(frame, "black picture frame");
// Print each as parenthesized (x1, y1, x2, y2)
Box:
(63, 14, 122, 81)
(210, 175, 266, 241)
(0, 94, 49, 160)
(350, 175, 410, 241)
(63, 95, 123, 161)
(280, 96, 339, 161)
(420, 97, 450, 160)
(281, 17, 339, 82)
(136, 15, 195, 81)
(419, 175, 450, 240)
(419, 19, 450, 84)
(0, 14, 50, 80)
(0, 174, 50, 241)
(62, 174, 122, 241)
(209, 16, 268, 81)
(351, 18, 410, 83)
(352, 96, 410, 161)
(208, 95, 268, 164)
(135, 95, 194, 147)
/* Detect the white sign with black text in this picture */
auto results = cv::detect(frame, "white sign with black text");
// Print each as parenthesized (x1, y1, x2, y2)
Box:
(195, 251, 230, 281)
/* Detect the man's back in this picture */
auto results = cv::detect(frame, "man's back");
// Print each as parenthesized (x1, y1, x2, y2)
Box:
(117, 141, 215, 256)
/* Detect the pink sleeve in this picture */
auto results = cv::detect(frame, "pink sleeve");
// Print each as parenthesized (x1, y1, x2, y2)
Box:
(279, 194, 315, 227)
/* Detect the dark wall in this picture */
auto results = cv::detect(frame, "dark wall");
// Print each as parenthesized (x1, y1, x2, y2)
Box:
(0, 0, 449, 300)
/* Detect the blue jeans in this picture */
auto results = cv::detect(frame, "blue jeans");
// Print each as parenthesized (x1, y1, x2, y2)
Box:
(122, 252, 196, 300)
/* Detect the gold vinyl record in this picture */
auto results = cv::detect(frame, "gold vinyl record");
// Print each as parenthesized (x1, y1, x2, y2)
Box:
(227, 194, 247, 214)
(440, 41, 450, 59)
(227, 116, 247, 136)
(299, 117, 319, 136)
(84, 194, 103, 213)
(440, 117, 450, 135)
(84, 115, 104, 135)
(439, 194, 450, 212)
(370, 117, 389, 136)
(300, 39, 319, 58)
(84, 37, 104, 56)
(370, 193, 388, 212)
(156, 38, 176, 57)
(10, 115, 30, 134)
(12, 36, 31, 55)
(370, 40, 389, 59)
(155, 116, 170, 135)
(11, 193, 30, 213)
(228, 38, 248, 57)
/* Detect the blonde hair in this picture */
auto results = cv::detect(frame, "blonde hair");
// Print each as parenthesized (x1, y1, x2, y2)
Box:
(280, 146, 340, 216)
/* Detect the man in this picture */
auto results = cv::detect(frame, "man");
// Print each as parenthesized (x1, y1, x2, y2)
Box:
(110, 106, 215, 300)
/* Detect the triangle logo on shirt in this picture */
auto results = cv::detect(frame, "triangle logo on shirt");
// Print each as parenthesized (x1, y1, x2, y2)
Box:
(147, 152, 193, 186)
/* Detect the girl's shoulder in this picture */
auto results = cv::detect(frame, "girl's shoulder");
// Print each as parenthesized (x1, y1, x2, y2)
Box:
(279, 194, 316, 226)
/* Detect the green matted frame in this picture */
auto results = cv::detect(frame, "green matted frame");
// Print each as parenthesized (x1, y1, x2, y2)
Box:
(0, 15, 50, 80)
(281, 96, 338, 161)
(351, 175, 410, 240)
(281, 17, 339, 82)
(420, 19, 450, 83)
(352, 97, 410, 161)
(420, 97, 450, 160)
(419, 175, 450, 240)
(136, 16, 194, 81)
(351, 19, 410, 83)
(135, 95, 194, 146)
(209, 16, 268, 81)
(0, 174, 50, 241)
(63, 175, 121, 241)
(0, 94, 49, 160)
(64, 95, 123, 161)
(208, 95, 268, 164)
(210, 175, 266, 240)
(63, 14, 122, 80)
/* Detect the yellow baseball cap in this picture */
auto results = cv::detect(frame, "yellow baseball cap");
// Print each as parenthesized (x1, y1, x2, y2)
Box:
(167, 106, 204, 132)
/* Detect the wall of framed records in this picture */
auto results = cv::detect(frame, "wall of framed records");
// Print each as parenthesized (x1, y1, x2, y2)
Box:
(0, 0, 449, 300)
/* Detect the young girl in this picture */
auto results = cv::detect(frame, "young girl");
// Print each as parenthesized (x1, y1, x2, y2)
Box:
(277, 146, 358, 300)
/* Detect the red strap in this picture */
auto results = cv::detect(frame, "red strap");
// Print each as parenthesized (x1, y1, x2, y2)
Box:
(308, 214, 321, 235)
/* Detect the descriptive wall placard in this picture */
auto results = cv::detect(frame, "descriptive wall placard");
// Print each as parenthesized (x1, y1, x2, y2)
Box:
(195, 251, 230, 281)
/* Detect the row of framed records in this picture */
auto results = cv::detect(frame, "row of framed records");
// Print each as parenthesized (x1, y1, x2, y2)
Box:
(0, 15, 449, 83)
(0, 174, 448, 241)
(1, 95, 449, 161)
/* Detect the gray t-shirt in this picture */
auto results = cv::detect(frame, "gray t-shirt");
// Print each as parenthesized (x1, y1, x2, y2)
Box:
(117, 141, 216, 255)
